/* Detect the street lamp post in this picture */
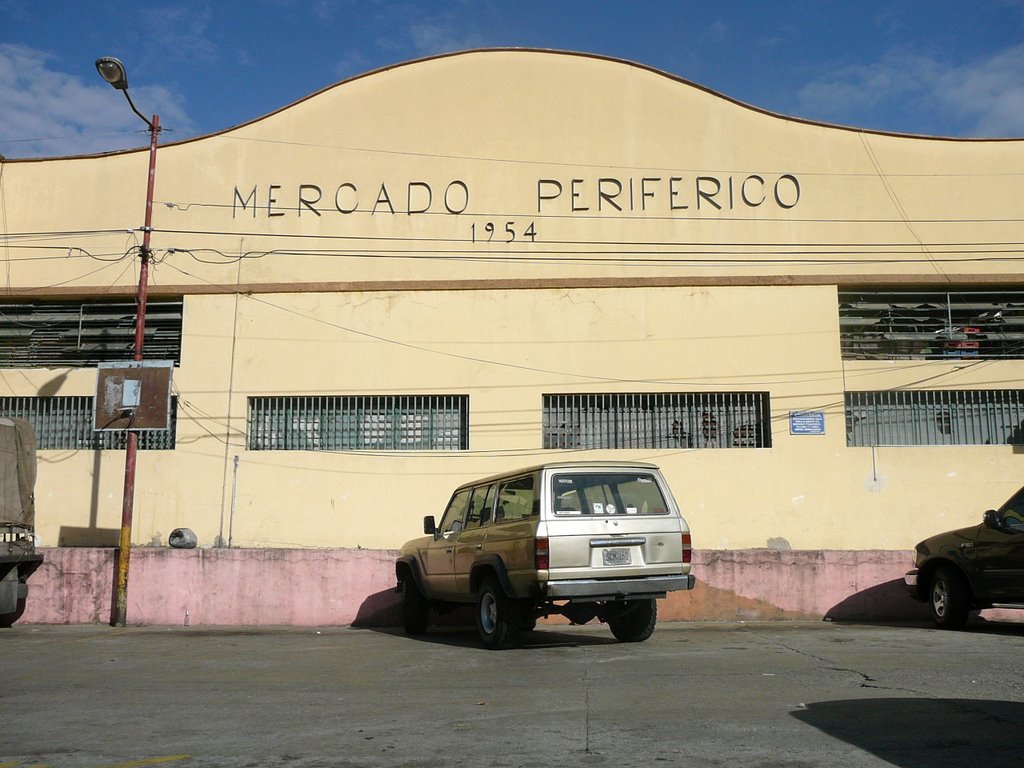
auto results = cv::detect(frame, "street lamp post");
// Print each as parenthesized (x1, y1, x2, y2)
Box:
(95, 57, 161, 627)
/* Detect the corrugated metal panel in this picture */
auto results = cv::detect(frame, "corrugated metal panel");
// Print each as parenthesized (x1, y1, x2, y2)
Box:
(0, 396, 176, 450)
(543, 392, 771, 449)
(845, 390, 1024, 446)
(839, 290, 1024, 360)
(247, 395, 469, 451)
(0, 299, 183, 368)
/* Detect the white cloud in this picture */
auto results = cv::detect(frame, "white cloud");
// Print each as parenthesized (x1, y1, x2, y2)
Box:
(370, 2, 488, 59)
(407, 21, 486, 55)
(940, 44, 1024, 137)
(705, 20, 729, 43)
(140, 5, 219, 65)
(796, 44, 1024, 137)
(335, 5, 487, 81)
(0, 44, 195, 159)
(333, 51, 375, 82)
(408, 22, 459, 53)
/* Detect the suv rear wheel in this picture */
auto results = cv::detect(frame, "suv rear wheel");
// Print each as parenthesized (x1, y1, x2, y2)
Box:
(929, 566, 970, 629)
(476, 577, 525, 650)
(607, 598, 658, 642)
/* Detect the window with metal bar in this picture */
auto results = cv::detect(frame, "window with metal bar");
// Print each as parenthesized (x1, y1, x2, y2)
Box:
(839, 290, 1024, 360)
(247, 395, 469, 451)
(845, 390, 1024, 446)
(0, 396, 177, 450)
(543, 392, 772, 450)
(0, 298, 183, 368)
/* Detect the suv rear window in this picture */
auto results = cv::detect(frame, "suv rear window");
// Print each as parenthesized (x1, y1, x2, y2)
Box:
(551, 472, 669, 516)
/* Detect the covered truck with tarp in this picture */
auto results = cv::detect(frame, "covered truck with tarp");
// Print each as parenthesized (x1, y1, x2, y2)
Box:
(0, 417, 42, 627)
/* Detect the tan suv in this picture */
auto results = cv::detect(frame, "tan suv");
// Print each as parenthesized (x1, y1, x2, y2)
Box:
(395, 461, 695, 649)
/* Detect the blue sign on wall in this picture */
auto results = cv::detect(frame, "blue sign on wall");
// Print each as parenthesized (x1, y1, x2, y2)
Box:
(790, 410, 826, 435)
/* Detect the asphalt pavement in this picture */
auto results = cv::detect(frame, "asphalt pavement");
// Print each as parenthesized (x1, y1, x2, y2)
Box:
(2, 619, 1023, 768)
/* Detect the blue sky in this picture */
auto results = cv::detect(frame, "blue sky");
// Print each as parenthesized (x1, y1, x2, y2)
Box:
(1, 1, 1023, 158)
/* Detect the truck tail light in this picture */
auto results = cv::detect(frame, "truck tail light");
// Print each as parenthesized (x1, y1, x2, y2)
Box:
(535, 536, 550, 570)
(682, 532, 692, 564)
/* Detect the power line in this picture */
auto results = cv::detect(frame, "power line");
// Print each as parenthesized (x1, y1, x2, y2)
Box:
(209, 133, 1024, 179)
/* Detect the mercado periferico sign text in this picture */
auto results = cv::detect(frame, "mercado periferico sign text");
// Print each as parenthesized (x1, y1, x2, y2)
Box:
(232, 172, 801, 220)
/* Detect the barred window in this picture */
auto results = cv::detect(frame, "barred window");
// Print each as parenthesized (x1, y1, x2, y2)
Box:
(543, 392, 771, 450)
(0, 298, 183, 368)
(845, 390, 1024, 446)
(839, 290, 1024, 360)
(247, 395, 469, 451)
(0, 396, 177, 450)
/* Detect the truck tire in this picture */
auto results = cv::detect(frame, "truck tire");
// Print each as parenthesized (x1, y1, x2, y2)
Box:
(930, 566, 970, 629)
(476, 576, 524, 650)
(608, 598, 657, 642)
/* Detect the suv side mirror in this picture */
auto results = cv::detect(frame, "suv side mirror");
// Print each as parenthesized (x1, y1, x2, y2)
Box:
(983, 509, 1002, 529)
(423, 516, 437, 535)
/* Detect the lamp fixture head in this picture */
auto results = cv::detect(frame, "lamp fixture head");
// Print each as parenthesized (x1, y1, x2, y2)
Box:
(95, 57, 129, 91)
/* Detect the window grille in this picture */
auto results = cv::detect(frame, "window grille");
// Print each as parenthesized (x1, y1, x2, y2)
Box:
(0, 396, 177, 450)
(839, 290, 1024, 360)
(845, 390, 1024, 446)
(0, 299, 183, 368)
(543, 392, 771, 449)
(247, 395, 469, 451)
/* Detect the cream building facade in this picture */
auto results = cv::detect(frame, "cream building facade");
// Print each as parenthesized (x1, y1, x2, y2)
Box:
(2, 49, 1023, 559)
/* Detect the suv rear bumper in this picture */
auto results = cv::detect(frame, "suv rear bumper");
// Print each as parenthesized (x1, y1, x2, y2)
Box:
(544, 573, 695, 600)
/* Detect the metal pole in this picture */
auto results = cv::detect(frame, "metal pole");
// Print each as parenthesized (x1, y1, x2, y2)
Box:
(228, 455, 239, 548)
(112, 114, 160, 627)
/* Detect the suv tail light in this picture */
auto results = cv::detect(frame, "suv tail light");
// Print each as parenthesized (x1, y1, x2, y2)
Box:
(535, 536, 550, 570)
(682, 532, 692, 564)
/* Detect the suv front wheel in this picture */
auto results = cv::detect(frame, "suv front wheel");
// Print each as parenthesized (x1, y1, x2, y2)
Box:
(476, 577, 526, 650)
(401, 577, 430, 635)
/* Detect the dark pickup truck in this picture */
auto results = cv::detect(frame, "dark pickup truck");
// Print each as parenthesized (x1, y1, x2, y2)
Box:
(905, 485, 1024, 628)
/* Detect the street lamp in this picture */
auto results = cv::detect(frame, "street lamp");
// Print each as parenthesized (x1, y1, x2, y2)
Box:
(95, 57, 161, 627)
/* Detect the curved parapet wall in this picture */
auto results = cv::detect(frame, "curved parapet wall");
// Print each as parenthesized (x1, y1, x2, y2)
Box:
(3, 48, 1022, 296)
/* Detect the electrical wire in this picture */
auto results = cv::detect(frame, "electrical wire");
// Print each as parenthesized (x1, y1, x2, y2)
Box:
(157, 260, 1018, 393)
(210, 132, 1024, 179)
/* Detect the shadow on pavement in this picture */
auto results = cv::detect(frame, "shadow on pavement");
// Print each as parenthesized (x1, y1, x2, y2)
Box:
(824, 615, 1024, 637)
(961, 618, 1024, 636)
(792, 698, 1024, 768)
(351, 587, 402, 628)
(824, 578, 930, 623)
(351, 587, 618, 648)
(357, 622, 619, 649)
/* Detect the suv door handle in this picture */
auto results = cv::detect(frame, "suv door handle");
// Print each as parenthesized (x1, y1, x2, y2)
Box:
(475, 544, 483, 550)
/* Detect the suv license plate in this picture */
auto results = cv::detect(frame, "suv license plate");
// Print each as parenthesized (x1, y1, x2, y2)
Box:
(602, 548, 631, 566)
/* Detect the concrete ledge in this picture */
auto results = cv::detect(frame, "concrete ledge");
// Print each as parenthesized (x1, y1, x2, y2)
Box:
(15, 546, 1017, 627)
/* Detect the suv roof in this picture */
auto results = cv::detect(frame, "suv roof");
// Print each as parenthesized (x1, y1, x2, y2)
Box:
(449, 460, 662, 491)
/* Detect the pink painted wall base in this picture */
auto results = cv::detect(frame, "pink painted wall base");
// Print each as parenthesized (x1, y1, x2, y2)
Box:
(15, 546, 1019, 627)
